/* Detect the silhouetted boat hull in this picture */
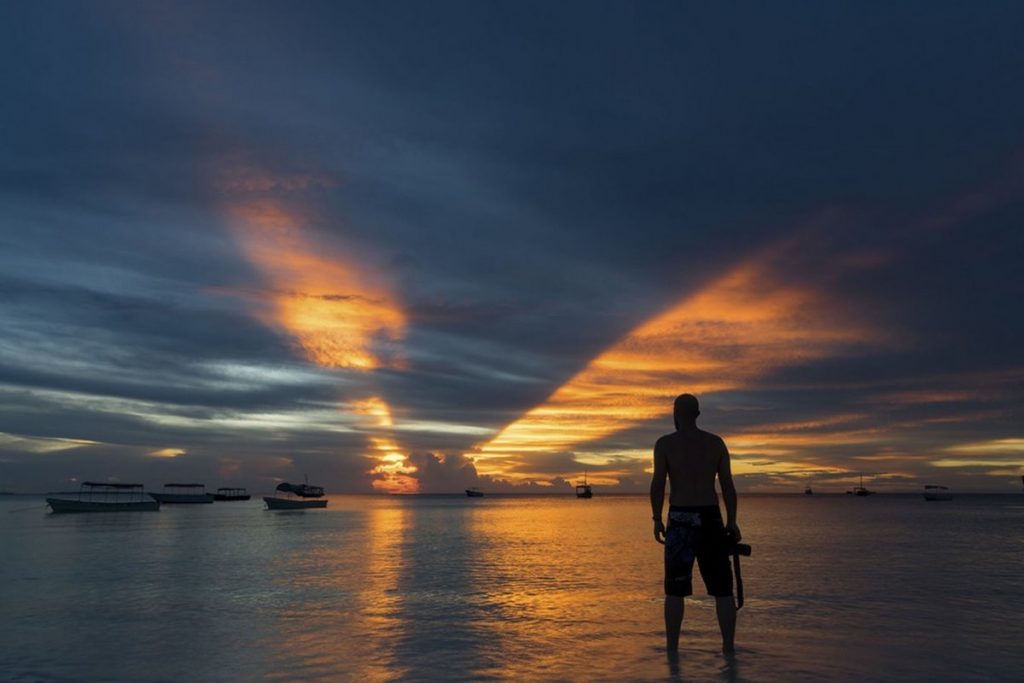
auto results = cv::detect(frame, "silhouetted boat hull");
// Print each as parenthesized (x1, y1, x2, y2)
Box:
(213, 488, 250, 501)
(923, 485, 953, 501)
(263, 496, 328, 510)
(47, 498, 160, 513)
(466, 488, 484, 497)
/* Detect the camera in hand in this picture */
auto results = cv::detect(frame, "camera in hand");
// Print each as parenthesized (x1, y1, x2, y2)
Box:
(724, 531, 752, 556)
(730, 542, 752, 556)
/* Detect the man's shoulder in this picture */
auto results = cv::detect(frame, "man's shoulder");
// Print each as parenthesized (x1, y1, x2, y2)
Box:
(697, 428, 727, 449)
(655, 432, 677, 448)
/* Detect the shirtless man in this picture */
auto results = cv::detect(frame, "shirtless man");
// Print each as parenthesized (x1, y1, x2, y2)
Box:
(650, 393, 740, 653)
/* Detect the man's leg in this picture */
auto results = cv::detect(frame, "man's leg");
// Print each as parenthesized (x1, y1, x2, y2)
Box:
(715, 595, 736, 654)
(664, 595, 684, 651)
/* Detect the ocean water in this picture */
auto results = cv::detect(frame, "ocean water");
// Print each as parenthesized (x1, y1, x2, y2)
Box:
(1, 493, 1022, 682)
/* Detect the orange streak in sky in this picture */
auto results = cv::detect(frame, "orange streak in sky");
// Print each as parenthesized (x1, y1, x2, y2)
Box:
(476, 256, 875, 469)
(350, 396, 418, 494)
(227, 199, 405, 370)
(219, 167, 412, 491)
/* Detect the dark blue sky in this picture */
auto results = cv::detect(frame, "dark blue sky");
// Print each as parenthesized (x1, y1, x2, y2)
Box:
(1, 1, 1023, 493)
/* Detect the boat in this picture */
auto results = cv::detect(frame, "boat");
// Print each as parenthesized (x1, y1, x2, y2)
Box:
(923, 485, 953, 501)
(575, 473, 593, 499)
(264, 481, 328, 510)
(804, 486, 813, 495)
(213, 487, 251, 501)
(149, 483, 215, 504)
(465, 487, 484, 497)
(46, 482, 160, 513)
(847, 474, 875, 496)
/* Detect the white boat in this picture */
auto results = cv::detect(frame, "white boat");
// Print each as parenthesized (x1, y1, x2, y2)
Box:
(47, 482, 160, 513)
(149, 483, 215, 504)
(264, 481, 328, 510)
(923, 485, 953, 501)
(263, 496, 328, 510)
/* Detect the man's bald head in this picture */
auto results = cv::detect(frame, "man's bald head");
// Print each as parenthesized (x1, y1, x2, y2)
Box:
(674, 393, 700, 429)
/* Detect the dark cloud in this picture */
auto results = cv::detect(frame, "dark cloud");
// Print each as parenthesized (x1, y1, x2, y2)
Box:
(2, 2, 1023, 491)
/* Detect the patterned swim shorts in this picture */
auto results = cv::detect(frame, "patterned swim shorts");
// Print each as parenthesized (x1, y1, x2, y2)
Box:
(664, 505, 733, 597)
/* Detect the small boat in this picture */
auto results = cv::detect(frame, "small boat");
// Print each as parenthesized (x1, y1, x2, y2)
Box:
(847, 474, 875, 496)
(575, 473, 593, 499)
(804, 486, 813, 495)
(47, 482, 160, 513)
(923, 485, 953, 501)
(149, 483, 215, 504)
(465, 487, 484, 497)
(213, 487, 251, 501)
(264, 480, 328, 510)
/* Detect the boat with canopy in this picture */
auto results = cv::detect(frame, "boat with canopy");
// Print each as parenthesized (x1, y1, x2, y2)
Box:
(213, 487, 251, 501)
(149, 483, 215, 504)
(46, 482, 160, 513)
(923, 485, 953, 501)
(264, 481, 328, 510)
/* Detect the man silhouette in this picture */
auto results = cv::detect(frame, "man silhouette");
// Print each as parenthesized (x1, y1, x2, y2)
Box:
(650, 393, 740, 654)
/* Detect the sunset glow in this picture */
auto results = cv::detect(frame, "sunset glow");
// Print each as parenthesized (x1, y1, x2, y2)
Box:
(221, 172, 413, 490)
(476, 254, 876, 474)
(226, 198, 405, 371)
(351, 396, 418, 494)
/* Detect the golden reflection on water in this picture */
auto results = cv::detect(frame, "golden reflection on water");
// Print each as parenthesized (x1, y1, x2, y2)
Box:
(260, 505, 411, 682)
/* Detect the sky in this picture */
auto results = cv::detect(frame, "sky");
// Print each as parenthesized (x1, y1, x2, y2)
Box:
(1, 1, 1023, 494)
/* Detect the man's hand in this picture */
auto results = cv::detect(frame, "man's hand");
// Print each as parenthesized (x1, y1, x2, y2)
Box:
(654, 519, 666, 544)
(725, 522, 742, 542)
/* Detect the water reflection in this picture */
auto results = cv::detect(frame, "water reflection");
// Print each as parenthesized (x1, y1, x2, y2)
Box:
(258, 503, 409, 682)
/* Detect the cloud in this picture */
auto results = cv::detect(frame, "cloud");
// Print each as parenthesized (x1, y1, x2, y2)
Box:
(475, 241, 881, 467)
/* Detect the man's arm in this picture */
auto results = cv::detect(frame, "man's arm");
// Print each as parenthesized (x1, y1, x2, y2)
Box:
(717, 438, 741, 540)
(650, 438, 667, 543)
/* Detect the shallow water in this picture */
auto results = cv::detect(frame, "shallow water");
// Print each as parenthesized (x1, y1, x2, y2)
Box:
(1, 493, 1022, 681)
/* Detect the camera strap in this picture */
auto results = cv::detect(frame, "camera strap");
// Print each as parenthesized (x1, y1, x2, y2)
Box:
(733, 552, 744, 609)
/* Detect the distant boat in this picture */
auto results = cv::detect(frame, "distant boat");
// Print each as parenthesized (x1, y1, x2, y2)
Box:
(213, 487, 251, 501)
(465, 487, 484, 497)
(149, 483, 215, 504)
(575, 473, 593, 499)
(847, 474, 875, 496)
(804, 486, 813, 495)
(47, 482, 160, 513)
(923, 485, 953, 501)
(264, 480, 328, 510)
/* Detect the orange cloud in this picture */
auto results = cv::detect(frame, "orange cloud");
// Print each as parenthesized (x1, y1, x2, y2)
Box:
(476, 253, 877, 468)
(218, 165, 412, 490)
(350, 396, 418, 494)
(225, 198, 405, 370)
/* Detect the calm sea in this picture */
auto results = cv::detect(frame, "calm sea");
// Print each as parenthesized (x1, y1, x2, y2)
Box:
(1, 493, 1022, 682)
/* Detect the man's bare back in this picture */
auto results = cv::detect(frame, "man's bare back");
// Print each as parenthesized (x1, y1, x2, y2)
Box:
(655, 427, 728, 507)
